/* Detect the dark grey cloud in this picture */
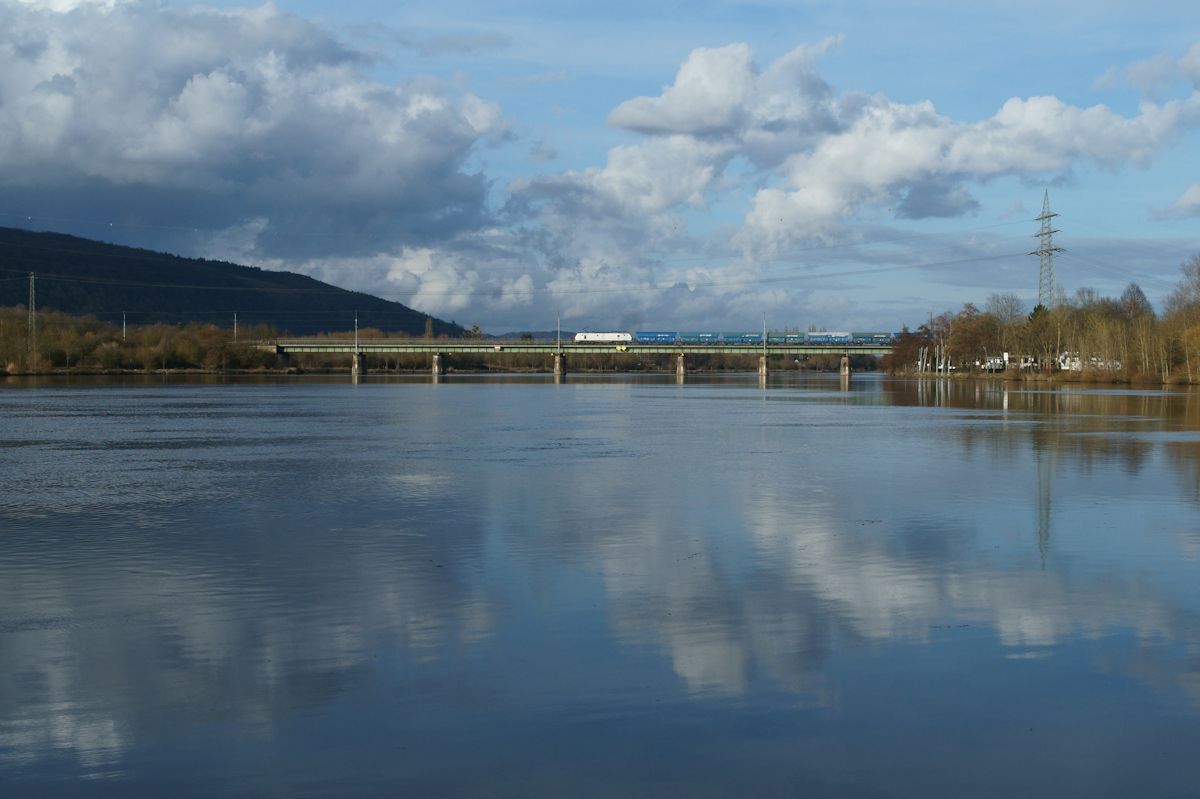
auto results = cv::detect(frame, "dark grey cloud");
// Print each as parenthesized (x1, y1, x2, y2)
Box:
(0, 1, 508, 260)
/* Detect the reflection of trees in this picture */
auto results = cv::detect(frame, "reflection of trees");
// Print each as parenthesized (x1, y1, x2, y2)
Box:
(1165, 442, 1200, 501)
(1036, 439, 1053, 567)
(885, 380, 1186, 476)
(877, 381, 1200, 575)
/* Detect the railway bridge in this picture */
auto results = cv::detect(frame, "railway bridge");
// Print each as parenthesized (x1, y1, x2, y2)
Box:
(264, 339, 894, 380)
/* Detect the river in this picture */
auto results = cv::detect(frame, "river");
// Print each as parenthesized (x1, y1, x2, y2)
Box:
(2, 373, 1199, 797)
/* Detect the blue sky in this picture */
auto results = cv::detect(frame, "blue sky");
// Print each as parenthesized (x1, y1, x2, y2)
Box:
(2, 0, 1198, 332)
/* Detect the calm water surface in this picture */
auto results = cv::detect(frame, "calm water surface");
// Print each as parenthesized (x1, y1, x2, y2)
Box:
(2, 373, 1200, 797)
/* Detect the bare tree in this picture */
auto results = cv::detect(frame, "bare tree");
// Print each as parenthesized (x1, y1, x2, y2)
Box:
(1073, 286, 1099, 308)
(1119, 282, 1155, 320)
(985, 293, 1024, 355)
(986, 293, 1025, 325)
(1165, 254, 1200, 316)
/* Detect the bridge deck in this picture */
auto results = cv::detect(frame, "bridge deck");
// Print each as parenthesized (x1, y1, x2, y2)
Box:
(266, 340, 892, 356)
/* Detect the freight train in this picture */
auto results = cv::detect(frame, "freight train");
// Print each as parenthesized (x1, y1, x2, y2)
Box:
(572, 331, 896, 345)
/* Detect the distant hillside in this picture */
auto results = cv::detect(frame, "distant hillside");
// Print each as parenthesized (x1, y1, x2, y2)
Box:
(0, 227, 464, 337)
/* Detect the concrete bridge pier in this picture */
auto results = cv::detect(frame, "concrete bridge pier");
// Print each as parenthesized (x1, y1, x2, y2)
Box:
(432, 353, 444, 378)
(350, 352, 365, 382)
(758, 355, 769, 383)
(676, 353, 686, 381)
(552, 352, 567, 379)
(276, 348, 291, 371)
(840, 355, 851, 377)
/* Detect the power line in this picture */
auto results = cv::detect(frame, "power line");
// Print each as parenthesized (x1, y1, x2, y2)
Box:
(1056, 250, 1177, 292)
(0, 221, 1030, 298)
(0, 240, 363, 296)
(1, 213, 1035, 276)
(1067, 217, 1200, 259)
(643, 218, 1032, 263)
(0, 262, 343, 295)
(322, 252, 1027, 298)
(0, 208, 1034, 256)
(0, 250, 1027, 300)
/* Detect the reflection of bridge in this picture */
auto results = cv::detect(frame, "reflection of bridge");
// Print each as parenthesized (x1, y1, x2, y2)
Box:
(264, 339, 894, 379)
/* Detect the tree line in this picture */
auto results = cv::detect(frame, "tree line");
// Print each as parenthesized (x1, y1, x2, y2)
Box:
(0, 308, 486, 374)
(0, 307, 282, 373)
(881, 255, 1200, 383)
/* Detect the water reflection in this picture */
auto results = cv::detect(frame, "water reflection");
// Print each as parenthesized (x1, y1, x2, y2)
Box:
(2, 376, 1200, 794)
(1036, 440, 1054, 566)
(1, 386, 501, 781)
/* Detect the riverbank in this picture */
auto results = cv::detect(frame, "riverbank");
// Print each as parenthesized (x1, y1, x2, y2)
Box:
(888, 368, 1196, 386)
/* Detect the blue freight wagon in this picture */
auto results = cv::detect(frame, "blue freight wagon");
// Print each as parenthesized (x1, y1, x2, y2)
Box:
(635, 331, 678, 344)
(850, 332, 893, 345)
(679, 331, 720, 344)
(806, 331, 852, 344)
(723, 332, 763, 345)
(768, 333, 808, 344)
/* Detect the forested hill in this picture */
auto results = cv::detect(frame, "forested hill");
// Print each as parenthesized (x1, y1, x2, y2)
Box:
(0, 227, 464, 337)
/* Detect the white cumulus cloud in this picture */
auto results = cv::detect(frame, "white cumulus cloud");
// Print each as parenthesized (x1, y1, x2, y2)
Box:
(738, 70, 1200, 255)
(609, 43, 757, 137)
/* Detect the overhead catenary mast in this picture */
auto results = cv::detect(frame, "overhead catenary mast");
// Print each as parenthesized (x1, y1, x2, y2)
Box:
(1030, 190, 1063, 309)
(27, 272, 36, 365)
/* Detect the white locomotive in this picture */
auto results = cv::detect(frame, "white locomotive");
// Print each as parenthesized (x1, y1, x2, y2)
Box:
(573, 332, 633, 343)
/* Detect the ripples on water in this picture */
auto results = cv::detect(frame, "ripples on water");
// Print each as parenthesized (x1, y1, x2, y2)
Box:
(2, 374, 1200, 797)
